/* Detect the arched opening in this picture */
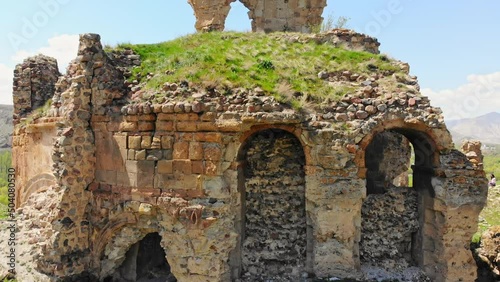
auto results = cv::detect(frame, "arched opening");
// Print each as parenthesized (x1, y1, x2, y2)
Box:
(225, 1, 252, 32)
(235, 128, 307, 281)
(365, 131, 413, 194)
(360, 129, 436, 278)
(104, 232, 176, 282)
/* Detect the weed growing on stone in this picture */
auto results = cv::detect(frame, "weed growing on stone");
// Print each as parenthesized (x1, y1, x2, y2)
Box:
(110, 32, 402, 108)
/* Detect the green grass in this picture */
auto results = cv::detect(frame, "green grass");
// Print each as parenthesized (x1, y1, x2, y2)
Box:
(0, 150, 11, 219)
(483, 153, 500, 178)
(472, 151, 500, 242)
(109, 32, 402, 108)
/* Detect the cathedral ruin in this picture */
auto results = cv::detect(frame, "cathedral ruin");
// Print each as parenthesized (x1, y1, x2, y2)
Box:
(9, 1, 488, 281)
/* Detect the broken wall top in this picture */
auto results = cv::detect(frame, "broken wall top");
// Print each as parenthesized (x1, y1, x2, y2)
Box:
(188, 0, 327, 32)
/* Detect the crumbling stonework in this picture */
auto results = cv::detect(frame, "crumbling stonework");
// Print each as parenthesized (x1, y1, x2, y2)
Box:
(188, 0, 327, 33)
(365, 131, 411, 194)
(462, 140, 484, 170)
(12, 55, 60, 121)
(11, 31, 488, 282)
(187, 0, 235, 32)
(361, 187, 419, 267)
(241, 129, 307, 280)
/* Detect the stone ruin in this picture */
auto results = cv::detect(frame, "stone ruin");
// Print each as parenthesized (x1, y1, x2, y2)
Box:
(187, 0, 327, 32)
(10, 28, 488, 282)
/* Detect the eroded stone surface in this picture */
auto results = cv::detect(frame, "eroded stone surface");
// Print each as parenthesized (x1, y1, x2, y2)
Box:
(12, 55, 60, 121)
(241, 129, 306, 280)
(365, 131, 411, 194)
(188, 0, 327, 33)
(360, 187, 419, 267)
(8, 32, 488, 282)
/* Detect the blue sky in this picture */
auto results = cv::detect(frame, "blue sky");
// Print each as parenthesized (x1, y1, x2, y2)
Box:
(1, 0, 500, 120)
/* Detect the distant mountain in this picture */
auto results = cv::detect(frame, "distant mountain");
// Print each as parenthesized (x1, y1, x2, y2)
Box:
(0, 105, 13, 149)
(447, 112, 500, 145)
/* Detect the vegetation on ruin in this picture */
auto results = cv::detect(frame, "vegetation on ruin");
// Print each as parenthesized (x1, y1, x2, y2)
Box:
(0, 150, 12, 219)
(311, 13, 351, 33)
(19, 99, 52, 126)
(473, 151, 500, 243)
(108, 32, 402, 107)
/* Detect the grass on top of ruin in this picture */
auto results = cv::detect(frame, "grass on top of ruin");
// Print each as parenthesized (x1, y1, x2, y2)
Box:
(107, 31, 402, 107)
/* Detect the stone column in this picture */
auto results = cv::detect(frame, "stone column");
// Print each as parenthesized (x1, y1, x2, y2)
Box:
(187, 0, 236, 31)
(425, 149, 488, 281)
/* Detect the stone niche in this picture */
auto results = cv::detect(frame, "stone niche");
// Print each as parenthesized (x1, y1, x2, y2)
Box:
(11, 32, 488, 282)
(361, 130, 421, 276)
(105, 232, 177, 282)
(238, 129, 308, 280)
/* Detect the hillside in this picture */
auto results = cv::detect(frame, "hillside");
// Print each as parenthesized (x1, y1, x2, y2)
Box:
(447, 112, 500, 145)
(0, 105, 12, 149)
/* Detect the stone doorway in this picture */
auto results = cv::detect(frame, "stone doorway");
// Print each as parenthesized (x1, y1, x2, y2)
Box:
(104, 232, 176, 282)
(360, 130, 435, 279)
(237, 129, 307, 280)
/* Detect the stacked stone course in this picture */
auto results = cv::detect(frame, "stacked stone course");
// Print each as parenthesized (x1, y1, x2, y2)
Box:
(11, 31, 488, 282)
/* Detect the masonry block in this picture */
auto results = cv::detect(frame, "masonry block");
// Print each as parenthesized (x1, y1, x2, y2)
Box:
(177, 121, 198, 132)
(189, 142, 204, 160)
(156, 120, 174, 131)
(173, 160, 192, 175)
(173, 141, 189, 159)
(138, 121, 155, 131)
(157, 160, 173, 174)
(141, 136, 152, 149)
(161, 136, 174, 149)
(204, 145, 222, 161)
(128, 136, 141, 149)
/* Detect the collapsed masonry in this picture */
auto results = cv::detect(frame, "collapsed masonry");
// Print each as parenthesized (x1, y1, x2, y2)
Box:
(187, 0, 327, 32)
(12, 31, 488, 282)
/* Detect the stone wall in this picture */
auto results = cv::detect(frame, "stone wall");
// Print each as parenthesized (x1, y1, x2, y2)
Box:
(11, 33, 488, 282)
(12, 121, 57, 207)
(241, 129, 306, 280)
(360, 187, 419, 267)
(365, 131, 411, 194)
(12, 55, 60, 122)
(188, 0, 326, 33)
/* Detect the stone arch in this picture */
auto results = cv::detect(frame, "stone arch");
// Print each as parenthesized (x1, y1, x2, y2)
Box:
(95, 207, 183, 281)
(19, 172, 56, 206)
(355, 120, 446, 277)
(233, 127, 310, 280)
(364, 131, 413, 194)
(187, 0, 236, 32)
(103, 232, 177, 282)
(226, 1, 252, 31)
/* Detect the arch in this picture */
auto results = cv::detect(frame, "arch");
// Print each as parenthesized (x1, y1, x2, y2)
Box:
(19, 172, 56, 206)
(233, 128, 310, 280)
(238, 124, 311, 165)
(356, 120, 445, 277)
(225, 1, 252, 31)
(187, 0, 235, 31)
(104, 232, 177, 282)
(365, 131, 413, 194)
(355, 119, 445, 175)
(94, 205, 183, 280)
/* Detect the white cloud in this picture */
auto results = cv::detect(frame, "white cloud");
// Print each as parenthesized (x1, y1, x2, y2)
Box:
(422, 72, 500, 120)
(10, 34, 79, 73)
(0, 34, 79, 105)
(0, 64, 13, 105)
